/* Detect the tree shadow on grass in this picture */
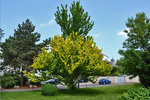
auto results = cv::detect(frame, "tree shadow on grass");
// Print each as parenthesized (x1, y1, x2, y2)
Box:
(58, 88, 104, 96)
(57, 84, 142, 97)
(104, 83, 141, 94)
(111, 88, 128, 94)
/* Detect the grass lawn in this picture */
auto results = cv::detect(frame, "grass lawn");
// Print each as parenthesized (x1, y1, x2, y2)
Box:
(1, 83, 141, 100)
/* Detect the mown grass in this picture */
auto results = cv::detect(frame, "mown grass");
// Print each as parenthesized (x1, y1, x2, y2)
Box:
(1, 83, 141, 100)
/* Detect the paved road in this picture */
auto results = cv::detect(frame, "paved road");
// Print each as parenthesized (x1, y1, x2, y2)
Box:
(57, 82, 138, 89)
(1, 82, 139, 92)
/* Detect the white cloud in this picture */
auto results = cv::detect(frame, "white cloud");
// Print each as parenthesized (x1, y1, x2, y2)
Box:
(118, 31, 127, 38)
(118, 28, 130, 38)
(39, 16, 55, 26)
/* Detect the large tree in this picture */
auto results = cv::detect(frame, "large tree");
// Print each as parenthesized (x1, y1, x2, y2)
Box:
(115, 57, 126, 75)
(55, 1, 94, 38)
(0, 19, 50, 86)
(119, 12, 150, 88)
(0, 28, 5, 41)
(26, 32, 112, 90)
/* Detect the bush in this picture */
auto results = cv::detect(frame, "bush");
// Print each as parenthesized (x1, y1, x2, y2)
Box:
(1, 76, 17, 88)
(1, 72, 18, 88)
(120, 87, 150, 100)
(139, 75, 150, 88)
(41, 84, 57, 96)
(1, 72, 28, 87)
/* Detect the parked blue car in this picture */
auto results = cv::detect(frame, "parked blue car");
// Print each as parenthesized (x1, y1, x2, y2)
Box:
(99, 79, 111, 84)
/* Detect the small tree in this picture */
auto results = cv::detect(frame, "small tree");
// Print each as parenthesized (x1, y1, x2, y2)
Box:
(0, 19, 50, 86)
(55, 1, 94, 38)
(27, 32, 112, 90)
(119, 12, 150, 88)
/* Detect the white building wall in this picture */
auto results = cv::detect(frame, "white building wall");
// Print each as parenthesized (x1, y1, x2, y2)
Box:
(96, 76, 139, 83)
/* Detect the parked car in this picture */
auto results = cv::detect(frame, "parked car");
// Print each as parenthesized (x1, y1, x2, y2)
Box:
(80, 79, 88, 83)
(46, 79, 57, 84)
(46, 79, 64, 85)
(99, 79, 111, 84)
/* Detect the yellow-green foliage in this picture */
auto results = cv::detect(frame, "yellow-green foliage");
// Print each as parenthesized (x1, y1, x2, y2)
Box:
(27, 32, 112, 89)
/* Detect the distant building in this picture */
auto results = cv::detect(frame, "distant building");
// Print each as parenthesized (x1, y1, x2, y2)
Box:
(111, 58, 115, 63)
(102, 54, 109, 61)
(109, 58, 117, 67)
(102, 53, 117, 67)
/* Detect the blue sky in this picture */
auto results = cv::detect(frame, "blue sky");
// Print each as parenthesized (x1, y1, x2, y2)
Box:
(1, 0, 150, 61)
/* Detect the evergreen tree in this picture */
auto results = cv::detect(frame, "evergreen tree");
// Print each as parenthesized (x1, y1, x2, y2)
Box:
(0, 28, 4, 41)
(0, 19, 50, 86)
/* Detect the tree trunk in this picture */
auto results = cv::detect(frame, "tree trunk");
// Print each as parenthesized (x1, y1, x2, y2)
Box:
(77, 82, 79, 88)
(20, 72, 24, 87)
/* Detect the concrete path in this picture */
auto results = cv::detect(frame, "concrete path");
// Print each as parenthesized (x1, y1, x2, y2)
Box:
(1, 82, 139, 92)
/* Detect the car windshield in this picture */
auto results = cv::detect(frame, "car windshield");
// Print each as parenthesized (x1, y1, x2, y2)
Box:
(46, 79, 55, 82)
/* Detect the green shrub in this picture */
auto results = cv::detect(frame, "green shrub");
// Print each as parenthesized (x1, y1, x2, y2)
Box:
(3, 72, 29, 86)
(139, 75, 150, 88)
(1, 72, 18, 88)
(120, 87, 150, 100)
(1, 76, 17, 88)
(41, 84, 57, 96)
(1, 72, 29, 87)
